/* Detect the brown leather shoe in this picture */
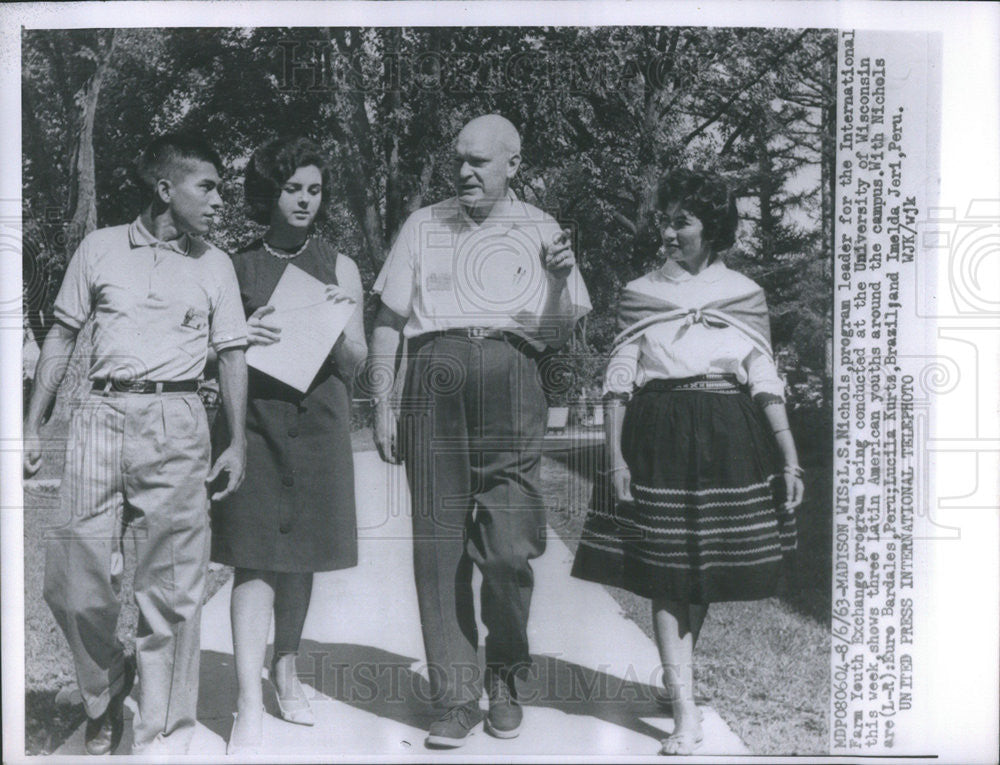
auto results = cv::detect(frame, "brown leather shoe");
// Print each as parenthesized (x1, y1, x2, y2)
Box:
(84, 659, 135, 755)
(485, 668, 522, 739)
(425, 701, 484, 748)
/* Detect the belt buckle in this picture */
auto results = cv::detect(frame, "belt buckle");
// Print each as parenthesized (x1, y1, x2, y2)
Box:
(123, 380, 149, 393)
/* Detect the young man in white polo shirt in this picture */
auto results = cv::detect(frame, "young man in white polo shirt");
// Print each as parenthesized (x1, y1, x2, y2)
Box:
(369, 114, 591, 747)
(23, 134, 248, 755)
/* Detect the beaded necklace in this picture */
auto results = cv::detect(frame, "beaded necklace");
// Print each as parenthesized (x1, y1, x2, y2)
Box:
(262, 235, 311, 260)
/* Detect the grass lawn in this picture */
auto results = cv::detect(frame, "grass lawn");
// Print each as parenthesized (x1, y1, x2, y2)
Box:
(22, 413, 828, 756)
(542, 445, 831, 755)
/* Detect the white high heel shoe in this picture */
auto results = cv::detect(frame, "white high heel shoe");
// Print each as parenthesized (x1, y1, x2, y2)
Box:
(268, 660, 315, 727)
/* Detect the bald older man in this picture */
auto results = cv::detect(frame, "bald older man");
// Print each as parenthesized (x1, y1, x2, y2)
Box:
(369, 115, 591, 747)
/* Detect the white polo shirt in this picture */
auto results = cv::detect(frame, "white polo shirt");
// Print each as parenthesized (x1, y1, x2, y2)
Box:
(53, 217, 248, 382)
(373, 195, 591, 350)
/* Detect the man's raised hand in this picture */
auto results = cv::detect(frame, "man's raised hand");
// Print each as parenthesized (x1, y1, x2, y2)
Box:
(542, 228, 575, 282)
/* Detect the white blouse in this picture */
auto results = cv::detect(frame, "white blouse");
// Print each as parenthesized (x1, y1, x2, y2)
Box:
(603, 262, 786, 400)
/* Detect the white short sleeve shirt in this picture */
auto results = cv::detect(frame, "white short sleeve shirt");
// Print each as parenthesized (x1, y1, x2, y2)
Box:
(53, 218, 248, 382)
(374, 195, 592, 349)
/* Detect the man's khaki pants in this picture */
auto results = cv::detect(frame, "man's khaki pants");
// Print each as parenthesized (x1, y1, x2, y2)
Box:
(43, 391, 211, 754)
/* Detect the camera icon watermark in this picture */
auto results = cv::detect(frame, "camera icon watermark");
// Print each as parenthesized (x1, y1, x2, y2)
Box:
(917, 200, 1000, 318)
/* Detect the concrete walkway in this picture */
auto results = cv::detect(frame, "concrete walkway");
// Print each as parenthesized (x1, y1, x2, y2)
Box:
(56, 452, 749, 757)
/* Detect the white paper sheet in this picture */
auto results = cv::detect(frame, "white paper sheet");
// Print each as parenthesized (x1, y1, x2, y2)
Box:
(245, 263, 354, 392)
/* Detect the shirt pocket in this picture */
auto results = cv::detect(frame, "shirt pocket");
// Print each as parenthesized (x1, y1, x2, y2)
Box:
(179, 304, 209, 333)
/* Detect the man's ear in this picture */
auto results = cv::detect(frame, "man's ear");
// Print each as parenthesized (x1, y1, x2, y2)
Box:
(155, 178, 172, 205)
(506, 152, 522, 180)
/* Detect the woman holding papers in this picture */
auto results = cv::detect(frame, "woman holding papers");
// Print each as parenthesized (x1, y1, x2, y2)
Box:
(571, 170, 804, 756)
(211, 137, 366, 754)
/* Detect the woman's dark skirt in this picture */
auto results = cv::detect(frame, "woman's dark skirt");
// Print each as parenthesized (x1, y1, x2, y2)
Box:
(571, 378, 797, 603)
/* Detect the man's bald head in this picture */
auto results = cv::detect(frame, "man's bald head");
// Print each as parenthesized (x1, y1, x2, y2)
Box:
(454, 115, 523, 219)
(456, 114, 521, 158)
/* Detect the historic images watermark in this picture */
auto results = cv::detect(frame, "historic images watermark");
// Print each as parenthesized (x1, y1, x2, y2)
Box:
(275, 40, 684, 95)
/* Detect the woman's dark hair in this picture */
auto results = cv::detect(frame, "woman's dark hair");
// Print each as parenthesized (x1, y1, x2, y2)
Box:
(244, 136, 332, 225)
(654, 169, 739, 254)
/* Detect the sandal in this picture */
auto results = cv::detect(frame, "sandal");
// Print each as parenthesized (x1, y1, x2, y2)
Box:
(658, 731, 704, 756)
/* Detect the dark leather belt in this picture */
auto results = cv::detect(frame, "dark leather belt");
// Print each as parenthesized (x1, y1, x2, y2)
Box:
(435, 327, 514, 340)
(415, 328, 543, 360)
(92, 379, 199, 394)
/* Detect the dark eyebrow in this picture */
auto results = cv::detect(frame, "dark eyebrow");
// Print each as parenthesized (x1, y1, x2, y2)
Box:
(658, 212, 687, 224)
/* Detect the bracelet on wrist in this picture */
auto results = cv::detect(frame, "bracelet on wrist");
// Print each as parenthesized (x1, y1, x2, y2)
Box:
(783, 464, 804, 478)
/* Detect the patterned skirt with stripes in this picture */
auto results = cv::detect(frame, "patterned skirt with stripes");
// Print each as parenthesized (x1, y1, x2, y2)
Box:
(571, 377, 797, 603)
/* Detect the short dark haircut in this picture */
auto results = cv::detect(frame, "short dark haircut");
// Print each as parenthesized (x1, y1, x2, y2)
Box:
(244, 137, 332, 226)
(654, 169, 739, 254)
(136, 134, 223, 202)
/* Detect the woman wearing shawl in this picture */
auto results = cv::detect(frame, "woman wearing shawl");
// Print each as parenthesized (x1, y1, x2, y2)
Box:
(571, 170, 804, 756)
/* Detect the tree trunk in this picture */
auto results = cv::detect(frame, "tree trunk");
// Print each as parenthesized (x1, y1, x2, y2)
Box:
(821, 51, 837, 268)
(632, 41, 675, 266)
(755, 111, 776, 262)
(21, 86, 58, 345)
(65, 30, 117, 259)
(57, 30, 117, 416)
(382, 28, 404, 242)
(399, 29, 443, 233)
(406, 155, 436, 218)
(820, 49, 837, 406)
(329, 29, 386, 270)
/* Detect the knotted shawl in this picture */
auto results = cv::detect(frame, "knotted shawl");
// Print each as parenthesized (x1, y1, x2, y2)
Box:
(611, 268, 774, 361)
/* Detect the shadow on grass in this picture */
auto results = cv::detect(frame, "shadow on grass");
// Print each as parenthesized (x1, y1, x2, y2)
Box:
(197, 642, 671, 748)
(778, 457, 832, 625)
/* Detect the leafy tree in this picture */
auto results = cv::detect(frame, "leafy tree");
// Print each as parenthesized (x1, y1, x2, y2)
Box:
(23, 29, 118, 341)
(22, 26, 836, 414)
